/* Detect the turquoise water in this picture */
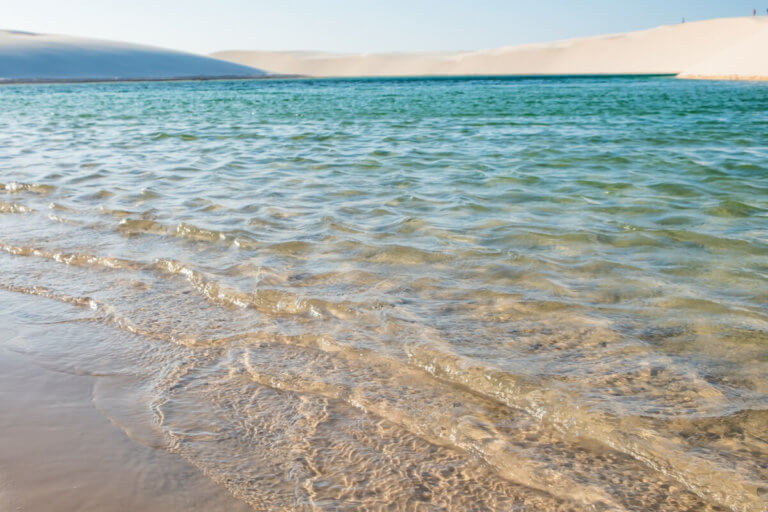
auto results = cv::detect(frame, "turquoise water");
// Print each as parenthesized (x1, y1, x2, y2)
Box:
(0, 77, 767, 511)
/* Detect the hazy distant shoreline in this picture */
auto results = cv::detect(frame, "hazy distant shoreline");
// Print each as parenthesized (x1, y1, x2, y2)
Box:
(0, 73, 682, 86)
(3, 17, 767, 83)
(214, 17, 768, 81)
(0, 74, 303, 85)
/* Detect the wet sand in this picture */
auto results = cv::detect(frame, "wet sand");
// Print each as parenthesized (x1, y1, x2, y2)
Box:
(0, 332, 250, 512)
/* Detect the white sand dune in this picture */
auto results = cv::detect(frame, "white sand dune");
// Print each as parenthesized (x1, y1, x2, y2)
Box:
(213, 17, 768, 80)
(0, 30, 266, 83)
(678, 22, 768, 80)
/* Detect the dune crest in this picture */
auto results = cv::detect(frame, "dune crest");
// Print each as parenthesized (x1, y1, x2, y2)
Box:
(213, 17, 768, 80)
(0, 30, 266, 83)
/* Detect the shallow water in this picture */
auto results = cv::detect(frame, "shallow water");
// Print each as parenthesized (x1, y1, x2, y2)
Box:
(0, 76, 766, 511)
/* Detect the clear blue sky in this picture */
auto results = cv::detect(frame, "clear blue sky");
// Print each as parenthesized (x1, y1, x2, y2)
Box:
(3, 0, 767, 54)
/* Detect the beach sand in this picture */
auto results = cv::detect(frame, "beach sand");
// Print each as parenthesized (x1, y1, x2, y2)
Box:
(213, 17, 768, 80)
(0, 303, 251, 512)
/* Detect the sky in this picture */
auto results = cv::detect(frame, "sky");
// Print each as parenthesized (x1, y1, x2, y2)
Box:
(2, 0, 767, 54)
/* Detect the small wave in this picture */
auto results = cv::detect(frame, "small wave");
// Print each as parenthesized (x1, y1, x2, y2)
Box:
(46, 213, 82, 225)
(150, 132, 199, 141)
(0, 201, 34, 214)
(118, 218, 259, 249)
(0, 281, 147, 338)
(0, 238, 364, 323)
(706, 200, 764, 218)
(154, 259, 360, 319)
(0, 281, 214, 347)
(0, 182, 54, 195)
(0, 241, 141, 270)
(362, 244, 451, 265)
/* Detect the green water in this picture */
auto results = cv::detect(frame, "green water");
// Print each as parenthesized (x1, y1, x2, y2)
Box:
(0, 77, 766, 511)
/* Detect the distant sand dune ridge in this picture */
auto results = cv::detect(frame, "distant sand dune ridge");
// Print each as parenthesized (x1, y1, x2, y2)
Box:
(213, 17, 768, 80)
(0, 30, 266, 83)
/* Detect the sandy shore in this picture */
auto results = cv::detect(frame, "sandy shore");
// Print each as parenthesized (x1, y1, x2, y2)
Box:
(0, 294, 251, 512)
(213, 17, 768, 80)
(0, 30, 265, 83)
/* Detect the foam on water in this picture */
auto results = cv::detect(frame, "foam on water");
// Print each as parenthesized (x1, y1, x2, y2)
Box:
(0, 77, 766, 511)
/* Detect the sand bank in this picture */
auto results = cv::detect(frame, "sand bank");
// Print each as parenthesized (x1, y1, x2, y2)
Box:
(213, 17, 768, 80)
(0, 30, 265, 83)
